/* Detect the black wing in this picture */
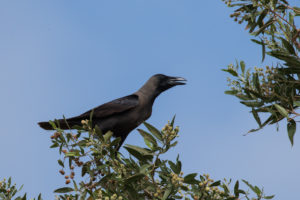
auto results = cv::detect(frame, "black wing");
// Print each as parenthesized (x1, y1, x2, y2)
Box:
(69, 94, 139, 120)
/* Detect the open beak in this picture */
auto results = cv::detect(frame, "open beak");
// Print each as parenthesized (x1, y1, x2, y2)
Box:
(168, 76, 187, 86)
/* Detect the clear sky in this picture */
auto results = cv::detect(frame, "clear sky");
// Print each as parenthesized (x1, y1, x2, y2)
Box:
(0, 1, 299, 199)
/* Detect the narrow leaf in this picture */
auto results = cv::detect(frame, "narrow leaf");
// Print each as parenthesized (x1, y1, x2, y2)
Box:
(138, 129, 157, 147)
(234, 180, 239, 197)
(252, 108, 262, 127)
(183, 173, 198, 184)
(240, 61, 245, 74)
(287, 119, 296, 146)
(274, 104, 289, 118)
(54, 187, 74, 193)
(162, 187, 172, 200)
(58, 159, 64, 168)
(143, 122, 163, 141)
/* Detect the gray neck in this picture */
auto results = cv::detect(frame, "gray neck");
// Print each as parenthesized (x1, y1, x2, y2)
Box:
(137, 80, 160, 103)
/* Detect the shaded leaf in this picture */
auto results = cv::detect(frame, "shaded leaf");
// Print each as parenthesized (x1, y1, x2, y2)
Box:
(265, 195, 275, 199)
(54, 187, 74, 193)
(274, 104, 289, 118)
(241, 101, 264, 107)
(225, 90, 239, 95)
(210, 180, 221, 187)
(293, 7, 300, 16)
(222, 68, 238, 77)
(170, 115, 176, 128)
(234, 180, 239, 197)
(65, 151, 80, 157)
(262, 39, 266, 62)
(252, 108, 262, 127)
(183, 173, 198, 184)
(57, 159, 64, 168)
(138, 129, 157, 147)
(143, 122, 163, 141)
(240, 61, 245, 74)
(281, 37, 296, 55)
(287, 119, 296, 146)
(162, 187, 172, 200)
(168, 161, 180, 174)
(125, 173, 145, 184)
(125, 144, 153, 156)
(103, 131, 113, 142)
(293, 101, 300, 107)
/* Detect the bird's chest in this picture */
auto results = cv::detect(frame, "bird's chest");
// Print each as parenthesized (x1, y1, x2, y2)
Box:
(130, 106, 152, 126)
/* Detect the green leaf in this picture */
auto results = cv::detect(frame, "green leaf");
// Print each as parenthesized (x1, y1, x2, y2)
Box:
(252, 108, 262, 127)
(210, 180, 221, 187)
(240, 61, 245, 74)
(139, 164, 152, 174)
(168, 161, 180, 174)
(144, 139, 153, 149)
(257, 9, 268, 28)
(262, 39, 266, 62)
(94, 125, 104, 141)
(253, 18, 274, 36)
(37, 193, 42, 200)
(293, 101, 300, 107)
(251, 39, 263, 45)
(183, 173, 198, 184)
(125, 144, 153, 156)
(138, 129, 157, 147)
(274, 104, 289, 118)
(225, 90, 239, 95)
(124, 145, 153, 161)
(50, 143, 59, 148)
(234, 180, 239, 197)
(125, 173, 145, 184)
(240, 101, 264, 107)
(289, 12, 294, 25)
(170, 115, 176, 128)
(143, 122, 163, 141)
(103, 131, 113, 142)
(54, 187, 74, 193)
(57, 159, 64, 168)
(81, 162, 90, 177)
(65, 151, 80, 157)
(253, 73, 261, 93)
(89, 109, 94, 122)
(162, 187, 172, 200)
(254, 186, 262, 195)
(280, 37, 296, 55)
(293, 7, 300, 16)
(287, 119, 296, 146)
(176, 155, 182, 173)
(8, 177, 11, 187)
(242, 180, 256, 194)
(49, 120, 57, 129)
(62, 115, 71, 130)
(72, 180, 78, 191)
(222, 68, 238, 77)
(264, 195, 275, 199)
(110, 137, 121, 148)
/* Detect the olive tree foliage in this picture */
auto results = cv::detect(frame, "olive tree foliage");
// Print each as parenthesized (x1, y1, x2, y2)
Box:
(0, 117, 274, 200)
(222, 0, 300, 145)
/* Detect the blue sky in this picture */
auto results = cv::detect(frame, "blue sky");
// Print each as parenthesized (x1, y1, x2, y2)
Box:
(0, 1, 299, 199)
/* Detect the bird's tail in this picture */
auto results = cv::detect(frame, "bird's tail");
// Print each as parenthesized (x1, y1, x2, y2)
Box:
(38, 119, 81, 130)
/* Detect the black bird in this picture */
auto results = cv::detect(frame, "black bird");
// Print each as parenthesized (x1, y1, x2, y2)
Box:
(38, 74, 186, 150)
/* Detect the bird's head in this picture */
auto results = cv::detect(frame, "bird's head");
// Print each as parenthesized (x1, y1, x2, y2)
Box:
(139, 74, 186, 98)
(153, 74, 186, 92)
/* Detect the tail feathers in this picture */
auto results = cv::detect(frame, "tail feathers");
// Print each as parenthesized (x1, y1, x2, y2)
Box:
(38, 119, 80, 130)
(38, 121, 55, 130)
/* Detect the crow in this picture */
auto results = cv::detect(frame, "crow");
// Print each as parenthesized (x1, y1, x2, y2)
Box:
(38, 74, 186, 150)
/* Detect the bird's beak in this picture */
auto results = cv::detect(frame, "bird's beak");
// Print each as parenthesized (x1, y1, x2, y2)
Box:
(168, 76, 187, 86)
